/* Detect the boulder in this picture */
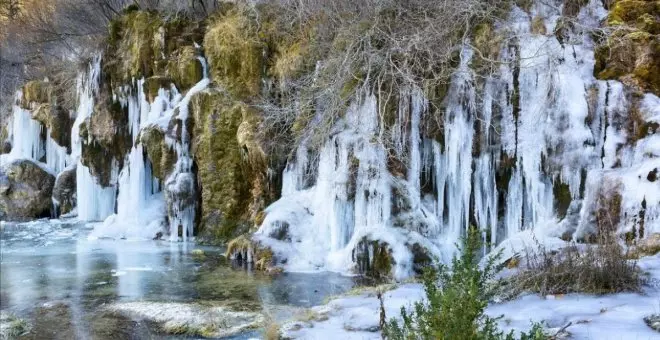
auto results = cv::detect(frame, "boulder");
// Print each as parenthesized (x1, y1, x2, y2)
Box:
(52, 165, 77, 215)
(0, 159, 55, 221)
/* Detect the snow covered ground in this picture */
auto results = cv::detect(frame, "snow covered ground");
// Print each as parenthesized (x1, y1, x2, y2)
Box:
(281, 245, 660, 339)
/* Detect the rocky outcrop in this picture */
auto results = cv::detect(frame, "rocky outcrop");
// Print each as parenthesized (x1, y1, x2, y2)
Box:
(20, 80, 72, 149)
(594, 0, 659, 95)
(52, 165, 76, 215)
(80, 93, 131, 187)
(140, 126, 177, 181)
(0, 159, 55, 221)
(190, 90, 273, 242)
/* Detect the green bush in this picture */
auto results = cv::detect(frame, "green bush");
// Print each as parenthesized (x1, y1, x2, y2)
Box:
(382, 230, 547, 340)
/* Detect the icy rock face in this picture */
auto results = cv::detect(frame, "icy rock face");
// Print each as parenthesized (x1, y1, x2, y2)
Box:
(72, 57, 117, 222)
(256, 0, 660, 279)
(0, 159, 55, 221)
(52, 165, 77, 215)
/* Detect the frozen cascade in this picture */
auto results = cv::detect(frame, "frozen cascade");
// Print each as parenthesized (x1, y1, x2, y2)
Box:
(0, 94, 45, 165)
(164, 77, 210, 241)
(92, 144, 165, 239)
(45, 132, 70, 174)
(73, 57, 117, 221)
(257, 0, 660, 278)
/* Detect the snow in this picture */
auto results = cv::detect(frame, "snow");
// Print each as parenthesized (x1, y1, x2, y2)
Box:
(282, 246, 660, 340)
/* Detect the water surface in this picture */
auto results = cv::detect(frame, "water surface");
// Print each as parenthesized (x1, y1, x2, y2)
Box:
(0, 219, 357, 339)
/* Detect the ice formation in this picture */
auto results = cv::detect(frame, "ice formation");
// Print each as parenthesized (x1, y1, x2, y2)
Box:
(256, 0, 660, 278)
(1, 0, 657, 278)
(93, 54, 209, 240)
(72, 57, 117, 222)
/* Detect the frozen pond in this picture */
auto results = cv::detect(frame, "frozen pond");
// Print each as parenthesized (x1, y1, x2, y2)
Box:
(0, 219, 358, 339)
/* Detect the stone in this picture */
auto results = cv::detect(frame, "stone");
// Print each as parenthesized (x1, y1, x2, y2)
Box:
(0, 159, 55, 221)
(52, 165, 76, 215)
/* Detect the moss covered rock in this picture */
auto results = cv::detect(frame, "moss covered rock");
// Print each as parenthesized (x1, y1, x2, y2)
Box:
(105, 11, 164, 84)
(0, 159, 55, 221)
(30, 103, 72, 149)
(352, 238, 393, 279)
(595, 0, 660, 95)
(143, 76, 172, 102)
(190, 90, 254, 241)
(189, 88, 273, 242)
(1, 125, 9, 154)
(204, 8, 263, 99)
(140, 125, 177, 181)
(167, 45, 204, 92)
(81, 93, 131, 187)
(20, 81, 51, 109)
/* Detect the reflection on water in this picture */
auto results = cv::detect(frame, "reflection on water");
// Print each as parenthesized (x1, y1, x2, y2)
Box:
(0, 219, 357, 339)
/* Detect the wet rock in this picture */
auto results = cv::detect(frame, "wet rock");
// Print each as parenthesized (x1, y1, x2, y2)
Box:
(81, 93, 131, 186)
(52, 165, 76, 215)
(1, 140, 10, 154)
(142, 76, 172, 102)
(0, 159, 55, 221)
(352, 238, 393, 279)
(105, 302, 264, 338)
(32, 104, 72, 149)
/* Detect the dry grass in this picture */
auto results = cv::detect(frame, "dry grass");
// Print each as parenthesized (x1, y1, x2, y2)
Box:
(262, 319, 281, 340)
(510, 235, 644, 296)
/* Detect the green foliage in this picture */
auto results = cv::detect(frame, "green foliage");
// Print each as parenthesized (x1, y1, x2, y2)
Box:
(382, 230, 548, 340)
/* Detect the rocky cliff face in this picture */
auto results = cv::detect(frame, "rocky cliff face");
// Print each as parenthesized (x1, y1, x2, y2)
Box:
(0, 0, 658, 279)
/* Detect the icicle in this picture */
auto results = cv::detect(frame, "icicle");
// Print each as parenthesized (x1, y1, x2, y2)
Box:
(0, 97, 44, 165)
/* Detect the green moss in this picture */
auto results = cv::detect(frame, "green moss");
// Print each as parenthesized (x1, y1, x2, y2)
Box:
(140, 126, 177, 180)
(607, 0, 657, 26)
(204, 8, 263, 99)
(353, 238, 393, 279)
(21, 81, 51, 109)
(191, 90, 262, 241)
(594, 0, 660, 95)
(167, 45, 203, 92)
(104, 11, 164, 84)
